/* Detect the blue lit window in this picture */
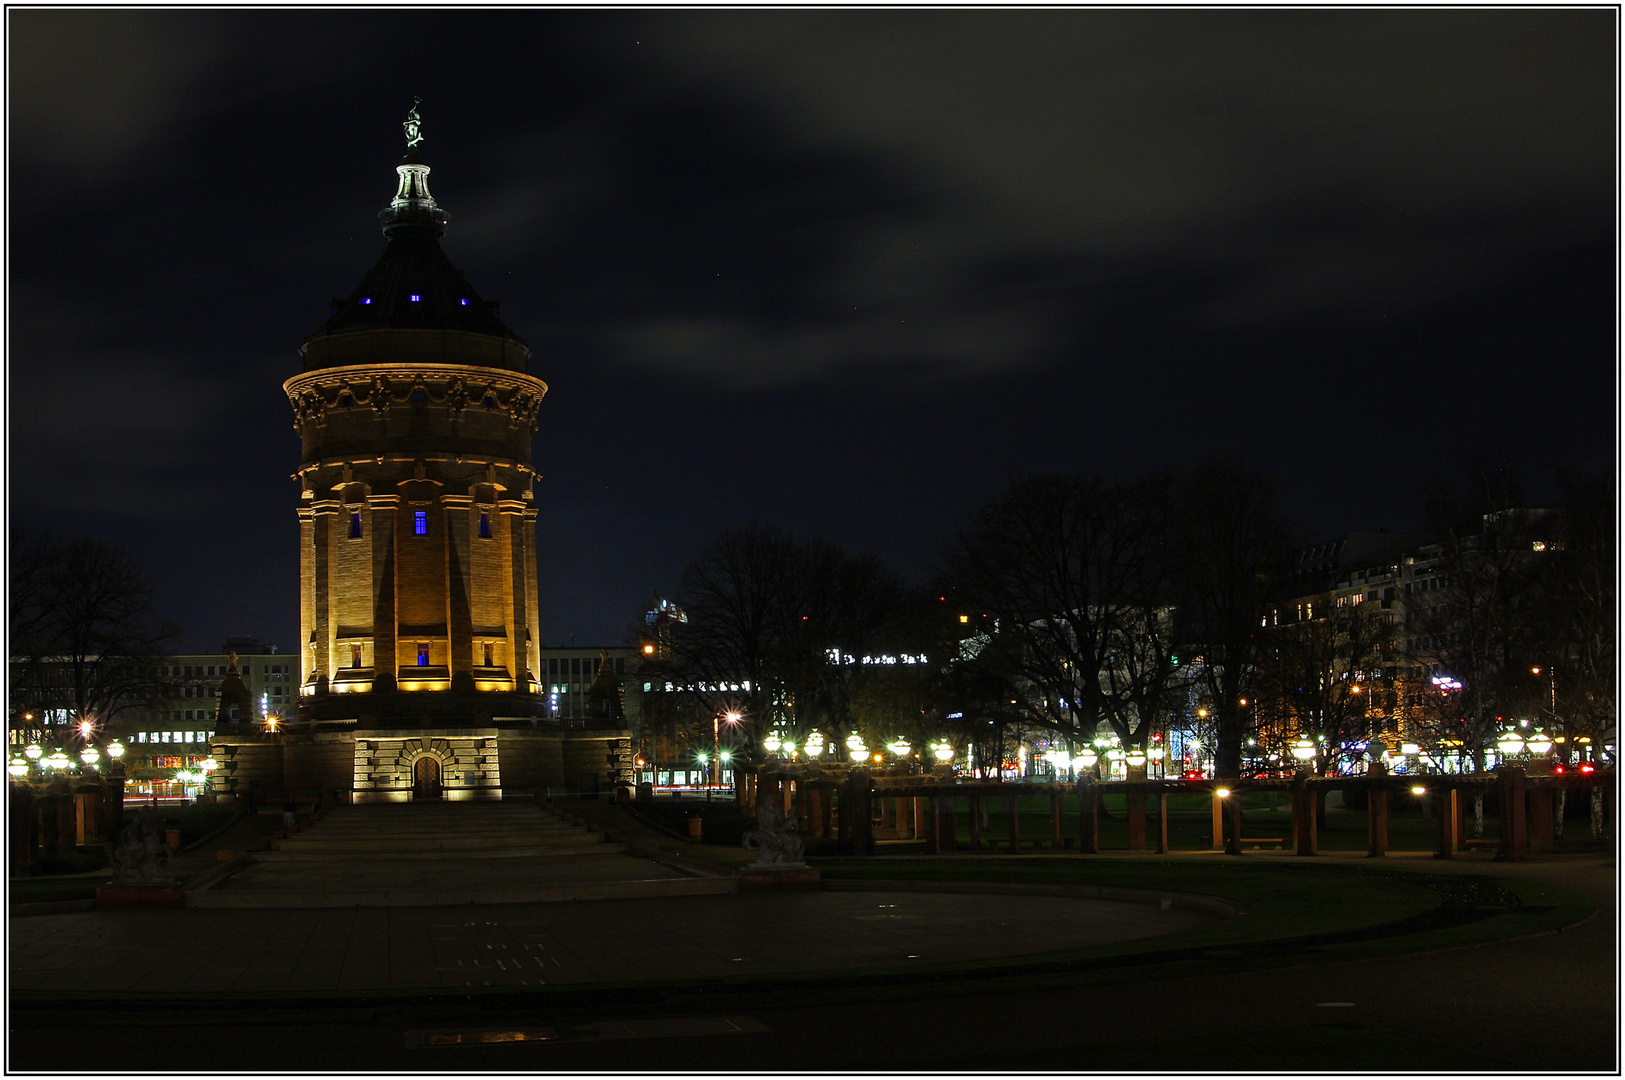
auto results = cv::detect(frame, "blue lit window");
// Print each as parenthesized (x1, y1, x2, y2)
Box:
(479, 512, 490, 538)
(359, 297, 371, 305)
(349, 513, 362, 539)
(459, 298, 469, 306)
(409, 293, 421, 302)
(413, 510, 427, 536)
(417, 644, 429, 667)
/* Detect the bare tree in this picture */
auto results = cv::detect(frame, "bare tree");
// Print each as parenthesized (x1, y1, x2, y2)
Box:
(941, 474, 1183, 758)
(9, 530, 179, 741)
(1170, 460, 1291, 780)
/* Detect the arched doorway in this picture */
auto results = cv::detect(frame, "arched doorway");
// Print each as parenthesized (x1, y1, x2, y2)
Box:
(412, 755, 442, 800)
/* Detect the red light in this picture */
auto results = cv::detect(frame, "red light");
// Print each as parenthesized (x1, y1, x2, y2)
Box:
(1582, 764, 1595, 773)
(1554, 765, 1565, 773)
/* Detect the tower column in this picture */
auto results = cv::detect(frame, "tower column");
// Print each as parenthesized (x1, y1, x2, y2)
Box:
(370, 493, 400, 693)
(443, 493, 475, 691)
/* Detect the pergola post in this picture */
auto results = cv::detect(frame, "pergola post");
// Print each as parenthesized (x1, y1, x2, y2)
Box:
(913, 796, 927, 842)
(1528, 783, 1555, 854)
(1049, 792, 1063, 850)
(1154, 792, 1169, 854)
(847, 770, 873, 856)
(1226, 789, 1244, 855)
(1210, 789, 1225, 851)
(940, 793, 958, 851)
(1498, 768, 1526, 861)
(1292, 782, 1317, 856)
(1367, 785, 1388, 857)
(1127, 791, 1147, 851)
(1433, 788, 1458, 859)
(968, 794, 983, 852)
(1077, 780, 1099, 854)
(1006, 791, 1020, 854)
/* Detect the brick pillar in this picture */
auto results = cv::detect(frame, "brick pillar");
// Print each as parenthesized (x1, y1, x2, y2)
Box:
(1434, 788, 1458, 859)
(1077, 781, 1099, 854)
(940, 793, 958, 852)
(1154, 792, 1169, 854)
(820, 785, 834, 839)
(914, 796, 928, 841)
(1050, 792, 1063, 849)
(1528, 784, 1555, 854)
(1210, 790, 1225, 851)
(1367, 787, 1388, 857)
(1498, 769, 1526, 860)
(968, 794, 983, 852)
(1127, 791, 1146, 851)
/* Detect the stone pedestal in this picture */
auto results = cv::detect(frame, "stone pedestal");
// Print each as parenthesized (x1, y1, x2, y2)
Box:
(737, 866, 821, 893)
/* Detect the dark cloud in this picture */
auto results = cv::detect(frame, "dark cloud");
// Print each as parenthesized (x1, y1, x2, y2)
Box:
(8, 8, 1613, 652)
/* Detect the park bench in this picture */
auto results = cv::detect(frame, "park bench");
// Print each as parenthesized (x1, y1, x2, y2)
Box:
(1240, 837, 1287, 850)
(1462, 838, 1499, 849)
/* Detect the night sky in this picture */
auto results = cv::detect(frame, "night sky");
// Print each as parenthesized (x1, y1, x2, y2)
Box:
(9, 9, 1616, 656)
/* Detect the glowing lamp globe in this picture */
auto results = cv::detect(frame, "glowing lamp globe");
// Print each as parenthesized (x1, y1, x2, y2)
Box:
(763, 732, 782, 753)
(79, 747, 100, 766)
(1126, 750, 1147, 769)
(1497, 731, 1525, 756)
(932, 742, 954, 762)
(107, 740, 125, 760)
(23, 744, 42, 761)
(1291, 738, 1316, 762)
(1525, 731, 1554, 755)
(8, 757, 29, 778)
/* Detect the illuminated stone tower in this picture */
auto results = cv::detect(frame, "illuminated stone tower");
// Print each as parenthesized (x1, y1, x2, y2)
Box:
(284, 104, 548, 725)
(212, 106, 629, 802)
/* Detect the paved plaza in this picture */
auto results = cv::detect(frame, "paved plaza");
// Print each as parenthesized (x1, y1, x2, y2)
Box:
(10, 887, 1221, 994)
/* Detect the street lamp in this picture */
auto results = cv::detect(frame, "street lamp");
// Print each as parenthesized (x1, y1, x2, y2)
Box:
(846, 733, 868, 763)
(45, 750, 71, 771)
(1126, 748, 1147, 771)
(888, 738, 911, 758)
(763, 732, 783, 755)
(1525, 730, 1554, 756)
(23, 744, 42, 763)
(932, 741, 954, 763)
(79, 746, 100, 768)
(107, 740, 125, 762)
(8, 757, 29, 778)
(1291, 738, 1316, 763)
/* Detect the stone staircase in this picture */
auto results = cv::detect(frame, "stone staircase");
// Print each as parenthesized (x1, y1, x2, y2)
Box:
(189, 800, 734, 908)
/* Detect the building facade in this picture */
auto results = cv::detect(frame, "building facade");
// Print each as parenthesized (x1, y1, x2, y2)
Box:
(209, 107, 632, 800)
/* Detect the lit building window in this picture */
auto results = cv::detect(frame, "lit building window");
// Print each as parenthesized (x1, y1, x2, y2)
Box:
(350, 513, 362, 539)
(483, 643, 494, 666)
(417, 644, 429, 667)
(479, 513, 490, 538)
(351, 644, 363, 668)
(414, 511, 428, 536)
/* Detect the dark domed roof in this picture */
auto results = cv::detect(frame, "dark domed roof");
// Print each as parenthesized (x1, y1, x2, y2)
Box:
(304, 131, 527, 356)
(313, 229, 523, 343)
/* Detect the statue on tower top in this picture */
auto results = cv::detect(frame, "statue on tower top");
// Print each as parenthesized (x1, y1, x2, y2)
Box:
(403, 97, 424, 149)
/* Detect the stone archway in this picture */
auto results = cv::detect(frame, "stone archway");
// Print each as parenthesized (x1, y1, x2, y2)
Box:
(412, 755, 442, 800)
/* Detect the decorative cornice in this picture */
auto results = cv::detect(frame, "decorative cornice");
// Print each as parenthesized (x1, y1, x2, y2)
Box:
(283, 363, 548, 435)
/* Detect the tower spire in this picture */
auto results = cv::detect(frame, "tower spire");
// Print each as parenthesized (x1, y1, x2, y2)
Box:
(380, 98, 447, 237)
